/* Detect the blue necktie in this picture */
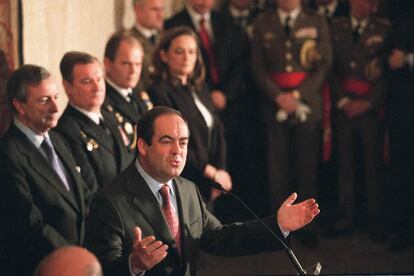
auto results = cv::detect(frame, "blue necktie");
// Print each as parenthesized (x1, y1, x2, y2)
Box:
(41, 136, 71, 191)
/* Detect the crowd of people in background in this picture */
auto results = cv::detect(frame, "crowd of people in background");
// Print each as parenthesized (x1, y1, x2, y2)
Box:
(0, 0, 414, 275)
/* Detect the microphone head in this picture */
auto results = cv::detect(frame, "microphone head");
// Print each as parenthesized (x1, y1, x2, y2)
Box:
(211, 181, 226, 192)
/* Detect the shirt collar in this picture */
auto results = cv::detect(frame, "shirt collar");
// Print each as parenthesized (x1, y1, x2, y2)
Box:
(134, 22, 158, 39)
(229, 5, 250, 18)
(278, 7, 301, 26)
(351, 16, 369, 30)
(106, 78, 133, 102)
(186, 5, 211, 30)
(70, 104, 102, 125)
(14, 118, 48, 149)
(135, 158, 175, 197)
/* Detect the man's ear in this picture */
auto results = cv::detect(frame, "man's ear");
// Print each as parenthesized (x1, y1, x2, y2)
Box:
(137, 138, 148, 157)
(12, 99, 25, 116)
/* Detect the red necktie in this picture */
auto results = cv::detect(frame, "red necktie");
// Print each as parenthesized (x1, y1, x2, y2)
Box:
(199, 17, 219, 85)
(160, 185, 181, 255)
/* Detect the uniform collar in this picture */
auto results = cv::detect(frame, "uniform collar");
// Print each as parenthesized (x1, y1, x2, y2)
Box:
(278, 7, 301, 26)
(106, 78, 133, 102)
(134, 22, 158, 39)
(70, 104, 102, 125)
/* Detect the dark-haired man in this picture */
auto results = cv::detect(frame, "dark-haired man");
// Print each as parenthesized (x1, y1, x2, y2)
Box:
(330, 0, 390, 234)
(86, 106, 320, 275)
(0, 65, 89, 275)
(56, 51, 134, 190)
(104, 31, 153, 153)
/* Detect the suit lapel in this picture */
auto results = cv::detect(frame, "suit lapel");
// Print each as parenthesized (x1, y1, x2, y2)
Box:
(50, 132, 84, 214)
(11, 127, 81, 213)
(125, 168, 177, 248)
(173, 177, 192, 261)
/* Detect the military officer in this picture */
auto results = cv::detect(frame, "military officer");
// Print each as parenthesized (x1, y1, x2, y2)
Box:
(130, 0, 164, 91)
(103, 31, 153, 154)
(330, 0, 390, 234)
(56, 51, 134, 190)
(251, 0, 332, 246)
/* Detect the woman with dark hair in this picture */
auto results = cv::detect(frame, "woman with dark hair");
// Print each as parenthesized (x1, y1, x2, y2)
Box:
(149, 26, 232, 202)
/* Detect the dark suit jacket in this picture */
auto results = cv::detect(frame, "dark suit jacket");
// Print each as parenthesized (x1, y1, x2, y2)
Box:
(165, 9, 248, 102)
(148, 80, 226, 198)
(251, 9, 332, 124)
(86, 163, 285, 276)
(0, 126, 88, 275)
(103, 82, 150, 153)
(56, 105, 134, 190)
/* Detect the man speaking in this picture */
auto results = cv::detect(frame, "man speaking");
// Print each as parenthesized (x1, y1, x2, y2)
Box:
(86, 106, 320, 275)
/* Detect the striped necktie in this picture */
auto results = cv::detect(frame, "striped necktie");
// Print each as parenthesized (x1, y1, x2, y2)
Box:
(160, 184, 181, 255)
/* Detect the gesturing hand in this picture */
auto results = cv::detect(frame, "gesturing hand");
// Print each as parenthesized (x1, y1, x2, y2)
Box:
(130, 227, 168, 273)
(277, 193, 320, 232)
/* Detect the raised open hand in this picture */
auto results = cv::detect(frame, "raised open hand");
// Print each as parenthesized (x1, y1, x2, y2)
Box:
(130, 227, 169, 273)
(277, 193, 320, 232)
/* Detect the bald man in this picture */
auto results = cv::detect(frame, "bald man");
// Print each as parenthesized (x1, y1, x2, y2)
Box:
(34, 246, 102, 276)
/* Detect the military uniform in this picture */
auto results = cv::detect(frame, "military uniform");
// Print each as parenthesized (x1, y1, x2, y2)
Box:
(56, 106, 135, 190)
(330, 16, 390, 229)
(103, 82, 152, 154)
(129, 27, 159, 91)
(251, 9, 332, 211)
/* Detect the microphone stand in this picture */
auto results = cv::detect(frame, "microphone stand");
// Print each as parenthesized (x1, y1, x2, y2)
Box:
(212, 182, 321, 275)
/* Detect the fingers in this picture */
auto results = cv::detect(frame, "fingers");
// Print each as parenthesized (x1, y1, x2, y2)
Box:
(283, 192, 297, 206)
(131, 228, 169, 271)
(133, 227, 142, 247)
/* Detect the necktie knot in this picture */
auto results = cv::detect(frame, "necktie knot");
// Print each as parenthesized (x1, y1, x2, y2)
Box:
(41, 136, 54, 156)
(149, 34, 156, 45)
(355, 22, 362, 33)
(160, 184, 171, 208)
(353, 22, 363, 43)
(199, 17, 206, 27)
(284, 15, 292, 36)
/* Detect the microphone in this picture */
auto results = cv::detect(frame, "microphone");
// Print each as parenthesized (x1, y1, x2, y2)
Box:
(212, 182, 321, 275)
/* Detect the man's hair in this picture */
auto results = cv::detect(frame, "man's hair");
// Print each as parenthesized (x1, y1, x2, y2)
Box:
(137, 106, 189, 145)
(60, 51, 99, 83)
(133, 0, 146, 6)
(151, 26, 205, 90)
(6, 64, 51, 114)
(104, 30, 143, 62)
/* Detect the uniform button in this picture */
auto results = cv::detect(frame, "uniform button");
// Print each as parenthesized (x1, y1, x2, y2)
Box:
(286, 65, 293, 72)
(286, 53, 292, 60)
(285, 40, 292, 48)
(350, 61, 357, 69)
